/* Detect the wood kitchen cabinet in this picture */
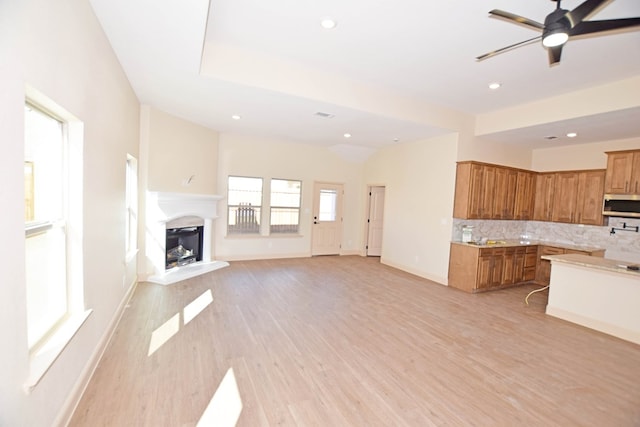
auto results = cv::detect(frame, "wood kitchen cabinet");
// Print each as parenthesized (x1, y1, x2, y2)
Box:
(605, 150, 640, 194)
(535, 169, 605, 225)
(575, 170, 605, 226)
(534, 173, 556, 221)
(552, 172, 580, 223)
(514, 171, 536, 220)
(453, 161, 529, 220)
(536, 245, 605, 286)
(493, 168, 517, 219)
(449, 244, 528, 293)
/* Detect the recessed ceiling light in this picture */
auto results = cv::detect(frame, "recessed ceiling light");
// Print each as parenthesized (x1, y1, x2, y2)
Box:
(321, 18, 337, 29)
(566, 132, 577, 138)
(393, 138, 399, 143)
(231, 114, 241, 120)
(488, 82, 501, 90)
(343, 133, 352, 138)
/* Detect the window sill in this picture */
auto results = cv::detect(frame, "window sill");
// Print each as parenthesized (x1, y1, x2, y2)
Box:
(225, 233, 304, 239)
(24, 309, 92, 394)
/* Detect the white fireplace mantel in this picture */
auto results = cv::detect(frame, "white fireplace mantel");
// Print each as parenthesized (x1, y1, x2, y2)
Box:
(149, 191, 223, 222)
(146, 191, 228, 285)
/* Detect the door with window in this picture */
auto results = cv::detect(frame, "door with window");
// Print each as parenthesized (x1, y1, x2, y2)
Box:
(311, 183, 343, 255)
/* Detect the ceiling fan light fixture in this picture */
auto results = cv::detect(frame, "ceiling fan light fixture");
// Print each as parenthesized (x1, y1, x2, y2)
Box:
(542, 30, 569, 47)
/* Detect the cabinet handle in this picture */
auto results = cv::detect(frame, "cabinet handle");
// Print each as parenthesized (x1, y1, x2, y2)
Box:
(626, 181, 629, 192)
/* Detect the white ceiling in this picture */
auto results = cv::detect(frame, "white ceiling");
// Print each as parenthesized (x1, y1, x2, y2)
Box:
(89, 0, 640, 151)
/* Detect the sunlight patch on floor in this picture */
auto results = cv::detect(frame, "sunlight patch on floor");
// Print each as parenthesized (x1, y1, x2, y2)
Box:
(148, 289, 215, 356)
(197, 368, 243, 427)
(184, 289, 213, 325)
(148, 313, 180, 356)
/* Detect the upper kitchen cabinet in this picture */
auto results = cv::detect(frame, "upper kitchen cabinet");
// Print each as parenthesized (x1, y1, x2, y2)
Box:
(514, 171, 536, 220)
(552, 172, 580, 223)
(576, 170, 606, 226)
(605, 150, 640, 194)
(453, 162, 526, 220)
(453, 162, 484, 219)
(533, 173, 556, 221)
(493, 167, 517, 219)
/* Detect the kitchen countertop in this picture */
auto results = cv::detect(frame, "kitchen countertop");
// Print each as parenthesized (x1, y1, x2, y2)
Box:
(542, 253, 640, 278)
(451, 240, 604, 253)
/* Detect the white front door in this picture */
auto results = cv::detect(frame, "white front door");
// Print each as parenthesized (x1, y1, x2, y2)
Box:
(366, 186, 385, 256)
(311, 182, 343, 256)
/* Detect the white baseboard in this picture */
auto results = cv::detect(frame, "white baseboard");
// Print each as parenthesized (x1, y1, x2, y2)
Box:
(54, 277, 139, 427)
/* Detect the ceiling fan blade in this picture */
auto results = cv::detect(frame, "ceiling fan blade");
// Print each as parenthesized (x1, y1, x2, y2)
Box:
(476, 35, 542, 61)
(565, 0, 609, 28)
(548, 45, 563, 65)
(569, 17, 640, 36)
(489, 9, 544, 30)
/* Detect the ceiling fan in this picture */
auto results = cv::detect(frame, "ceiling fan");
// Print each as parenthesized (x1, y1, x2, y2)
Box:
(477, 0, 640, 65)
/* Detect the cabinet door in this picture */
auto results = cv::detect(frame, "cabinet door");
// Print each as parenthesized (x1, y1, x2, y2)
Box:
(480, 166, 496, 218)
(514, 171, 535, 220)
(493, 168, 517, 219)
(552, 172, 579, 223)
(502, 250, 515, 285)
(605, 152, 634, 194)
(536, 246, 565, 285)
(631, 152, 640, 194)
(513, 248, 526, 283)
(468, 164, 485, 219)
(575, 170, 605, 225)
(534, 173, 556, 221)
(477, 256, 493, 289)
(491, 255, 503, 287)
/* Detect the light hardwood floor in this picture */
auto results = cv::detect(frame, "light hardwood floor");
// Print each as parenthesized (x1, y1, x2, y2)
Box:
(69, 256, 640, 426)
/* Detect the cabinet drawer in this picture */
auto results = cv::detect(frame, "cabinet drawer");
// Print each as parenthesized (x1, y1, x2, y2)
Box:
(540, 246, 565, 256)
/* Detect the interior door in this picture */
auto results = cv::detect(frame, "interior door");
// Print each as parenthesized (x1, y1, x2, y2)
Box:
(366, 186, 385, 256)
(311, 183, 343, 256)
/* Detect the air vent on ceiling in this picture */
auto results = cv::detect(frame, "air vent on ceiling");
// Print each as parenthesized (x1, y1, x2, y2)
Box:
(315, 112, 334, 118)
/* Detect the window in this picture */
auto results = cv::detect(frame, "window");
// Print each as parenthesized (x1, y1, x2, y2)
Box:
(23, 91, 88, 390)
(125, 155, 138, 256)
(270, 179, 301, 233)
(227, 176, 262, 234)
(319, 189, 338, 221)
(24, 103, 67, 348)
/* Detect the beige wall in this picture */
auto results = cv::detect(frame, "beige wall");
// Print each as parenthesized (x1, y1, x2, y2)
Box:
(0, 0, 140, 425)
(364, 133, 459, 284)
(531, 137, 640, 171)
(144, 106, 219, 193)
(215, 134, 365, 260)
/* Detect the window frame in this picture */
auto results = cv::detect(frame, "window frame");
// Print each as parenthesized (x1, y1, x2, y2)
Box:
(227, 175, 263, 235)
(269, 178, 302, 234)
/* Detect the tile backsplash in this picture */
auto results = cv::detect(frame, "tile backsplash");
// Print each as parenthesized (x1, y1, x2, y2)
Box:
(452, 217, 640, 263)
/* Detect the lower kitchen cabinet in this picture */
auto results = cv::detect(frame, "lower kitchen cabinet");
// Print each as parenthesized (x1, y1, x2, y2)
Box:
(448, 243, 604, 293)
(536, 246, 605, 286)
(449, 244, 532, 293)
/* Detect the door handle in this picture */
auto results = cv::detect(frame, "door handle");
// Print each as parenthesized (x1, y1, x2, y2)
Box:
(313, 216, 318, 225)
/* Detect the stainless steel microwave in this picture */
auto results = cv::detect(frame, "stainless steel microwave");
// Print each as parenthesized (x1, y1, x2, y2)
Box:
(603, 194, 640, 218)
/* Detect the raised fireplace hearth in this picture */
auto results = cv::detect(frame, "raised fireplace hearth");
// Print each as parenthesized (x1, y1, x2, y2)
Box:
(146, 192, 228, 285)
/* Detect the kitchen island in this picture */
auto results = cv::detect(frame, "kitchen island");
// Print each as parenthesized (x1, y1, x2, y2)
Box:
(543, 253, 640, 345)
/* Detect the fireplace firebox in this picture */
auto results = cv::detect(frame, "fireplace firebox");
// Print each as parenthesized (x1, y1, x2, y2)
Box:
(165, 226, 204, 269)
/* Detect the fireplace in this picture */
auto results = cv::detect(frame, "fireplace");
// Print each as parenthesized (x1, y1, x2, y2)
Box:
(146, 192, 228, 285)
(166, 225, 203, 269)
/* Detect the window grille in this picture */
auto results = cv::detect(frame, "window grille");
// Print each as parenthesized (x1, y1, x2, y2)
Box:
(270, 179, 301, 233)
(228, 176, 262, 234)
